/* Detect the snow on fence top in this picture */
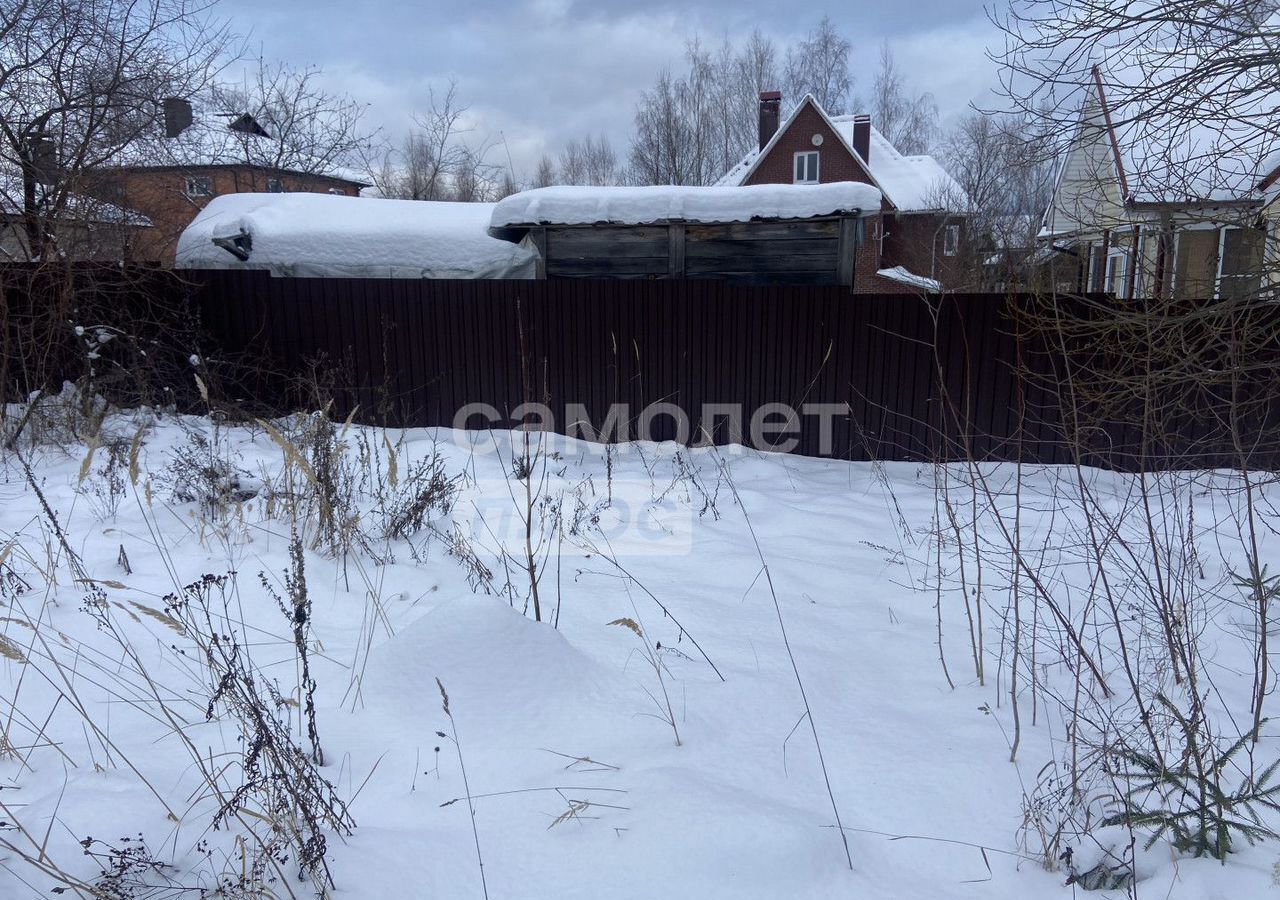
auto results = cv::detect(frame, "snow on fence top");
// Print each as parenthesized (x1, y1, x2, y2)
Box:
(176, 193, 537, 279)
(490, 182, 881, 228)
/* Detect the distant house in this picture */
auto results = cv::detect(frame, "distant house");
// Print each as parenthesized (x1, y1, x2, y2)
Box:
(717, 92, 971, 292)
(1040, 63, 1276, 300)
(88, 104, 367, 264)
(489, 182, 879, 286)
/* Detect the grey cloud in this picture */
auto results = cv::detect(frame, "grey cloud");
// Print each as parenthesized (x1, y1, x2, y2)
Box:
(216, 0, 996, 178)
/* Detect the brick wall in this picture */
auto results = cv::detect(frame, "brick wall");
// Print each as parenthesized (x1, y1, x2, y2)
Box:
(744, 105, 882, 199)
(95, 167, 361, 263)
(882, 214, 964, 286)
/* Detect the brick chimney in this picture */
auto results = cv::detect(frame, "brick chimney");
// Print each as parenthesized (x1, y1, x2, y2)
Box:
(162, 97, 193, 139)
(852, 114, 871, 163)
(758, 91, 782, 150)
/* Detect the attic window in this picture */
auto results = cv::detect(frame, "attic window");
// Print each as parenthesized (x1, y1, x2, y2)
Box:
(794, 151, 819, 185)
(184, 176, 213, 198)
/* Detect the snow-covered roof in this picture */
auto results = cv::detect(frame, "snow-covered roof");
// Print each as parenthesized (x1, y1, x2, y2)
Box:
(716, 96, 969, 213)
(176, 193, 537, 279)
(832, 118, 966, 212)
(1090, 45, 1279, 204)
(877, 266, 941, 292)
(108, 103, 367, 186)
(490, 182, 880, 228)
(1260, 148, 1280, 186)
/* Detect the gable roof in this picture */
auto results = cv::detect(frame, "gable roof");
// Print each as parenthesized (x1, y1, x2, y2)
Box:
(1039, 85, 1129, 238)
(717, 94, 969, 213)
(1088, 42, 1280, 204)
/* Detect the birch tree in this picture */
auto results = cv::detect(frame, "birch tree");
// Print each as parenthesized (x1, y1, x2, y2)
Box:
(869, 41, 937, 155)
(782, 16, 852, 115)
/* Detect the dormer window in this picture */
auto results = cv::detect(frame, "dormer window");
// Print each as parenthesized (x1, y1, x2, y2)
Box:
(793, 151, 819, 184)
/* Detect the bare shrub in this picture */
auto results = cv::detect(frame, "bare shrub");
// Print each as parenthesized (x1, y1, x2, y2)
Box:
(159, 427, 257, 517)
(76, 436, 130, 522)
(378, 450, 460, 552)
(164, 573, 355, 892)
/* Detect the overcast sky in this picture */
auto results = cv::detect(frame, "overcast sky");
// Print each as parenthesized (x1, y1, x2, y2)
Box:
(216, 0, 1003, 179)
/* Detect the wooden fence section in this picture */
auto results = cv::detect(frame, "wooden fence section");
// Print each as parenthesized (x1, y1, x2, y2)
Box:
(189, 270, 1278, 470)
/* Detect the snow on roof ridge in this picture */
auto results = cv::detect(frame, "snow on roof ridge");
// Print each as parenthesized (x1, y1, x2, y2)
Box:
(106, 98, 368, 185)
(490, 182, 881, 228)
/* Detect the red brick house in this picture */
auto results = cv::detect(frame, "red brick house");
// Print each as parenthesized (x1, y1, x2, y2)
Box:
(718, 92, 971, 292)
(89, 108, 367, 264)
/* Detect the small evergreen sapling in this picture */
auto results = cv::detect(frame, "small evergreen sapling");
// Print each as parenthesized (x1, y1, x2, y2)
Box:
(1103, 695, 1280, 860)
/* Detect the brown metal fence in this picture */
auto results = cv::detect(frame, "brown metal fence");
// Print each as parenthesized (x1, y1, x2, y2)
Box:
(4, 265, 1278, 470)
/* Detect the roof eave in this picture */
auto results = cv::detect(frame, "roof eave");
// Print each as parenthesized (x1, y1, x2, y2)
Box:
(90, 162, 370, 188)
(1127, 197, 1262, 211)
(492, 209, 869, 230)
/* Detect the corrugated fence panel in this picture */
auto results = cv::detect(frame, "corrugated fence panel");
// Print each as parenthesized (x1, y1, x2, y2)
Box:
(4, 264, 1274, 471)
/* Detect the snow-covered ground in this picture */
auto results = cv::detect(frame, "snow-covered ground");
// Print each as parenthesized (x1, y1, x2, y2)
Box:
(0, 405, 1276, 898)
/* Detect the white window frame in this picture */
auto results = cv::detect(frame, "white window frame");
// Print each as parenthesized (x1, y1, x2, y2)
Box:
(1085, 241, 1103, 292)
(943, 224, 960, 257)
(184, 175, 212, 198)
(793, 151, 819, 185)
(1213, 226, 1229, 301)
(1105, 248, 1129, 298)
(1216, 224, 1268, 301)
(1132, 225, 1145, 299)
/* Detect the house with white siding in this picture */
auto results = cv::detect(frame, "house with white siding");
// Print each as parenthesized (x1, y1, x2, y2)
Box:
(1041, 62, 1277, 301)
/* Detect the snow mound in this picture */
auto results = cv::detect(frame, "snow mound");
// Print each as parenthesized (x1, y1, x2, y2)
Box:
(360, 597, 631, 744)
(176, 193, 538, 279)
(490, 182, 880, 227)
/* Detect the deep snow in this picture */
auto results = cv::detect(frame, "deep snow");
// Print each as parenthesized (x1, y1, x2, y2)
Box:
(0, 412, 1275, 898)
